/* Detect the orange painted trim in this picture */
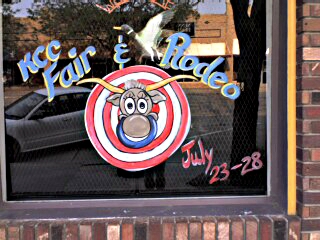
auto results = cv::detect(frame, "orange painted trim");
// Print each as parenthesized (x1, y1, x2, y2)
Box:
(287, 0, 297, 215)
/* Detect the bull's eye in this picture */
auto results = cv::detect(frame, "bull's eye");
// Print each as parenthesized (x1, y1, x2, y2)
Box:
(124, 98, 135, 114)
(137, 99, 148, 114)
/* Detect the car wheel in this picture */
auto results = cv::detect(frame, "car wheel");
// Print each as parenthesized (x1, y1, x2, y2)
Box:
(5, 137, 21, 163)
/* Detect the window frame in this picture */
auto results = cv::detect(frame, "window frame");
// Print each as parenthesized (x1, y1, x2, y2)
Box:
(0, 0, 289, 218)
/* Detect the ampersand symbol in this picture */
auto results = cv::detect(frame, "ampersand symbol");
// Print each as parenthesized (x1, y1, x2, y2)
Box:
(114, 35, 131, 70)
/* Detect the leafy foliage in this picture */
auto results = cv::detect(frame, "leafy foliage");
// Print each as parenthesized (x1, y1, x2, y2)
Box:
(28, 1, 199, 58)
(2, 5, 30, 60)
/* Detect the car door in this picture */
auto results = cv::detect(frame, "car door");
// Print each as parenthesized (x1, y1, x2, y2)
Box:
(24, 93, 88, 150)
(23, 94, 80, 151)
(59, 92, 89, 143)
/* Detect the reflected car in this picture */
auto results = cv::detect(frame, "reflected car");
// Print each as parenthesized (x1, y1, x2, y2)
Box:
(5, 87, 91, 160)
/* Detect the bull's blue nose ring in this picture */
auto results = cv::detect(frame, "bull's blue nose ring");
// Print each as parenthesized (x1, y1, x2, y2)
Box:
(116, 116, 157, 149)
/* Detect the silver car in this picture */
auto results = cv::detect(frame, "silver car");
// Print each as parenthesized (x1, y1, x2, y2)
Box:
(5, 86, 91, 160)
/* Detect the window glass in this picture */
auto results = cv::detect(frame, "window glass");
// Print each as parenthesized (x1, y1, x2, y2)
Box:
(32, 98, 59, 118)
(5, 92, 46, 119)
(3, 0, 267, 200)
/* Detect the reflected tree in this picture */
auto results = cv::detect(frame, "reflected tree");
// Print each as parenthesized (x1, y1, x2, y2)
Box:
(28, 1, 199, 63)
(230, 1, 266, 167)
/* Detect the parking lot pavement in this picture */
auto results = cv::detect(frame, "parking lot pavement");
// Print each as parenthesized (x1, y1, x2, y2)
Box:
(6, 85, 267, 199)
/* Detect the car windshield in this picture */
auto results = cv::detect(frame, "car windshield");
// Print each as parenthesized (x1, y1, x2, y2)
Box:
(5, 92, 46, 119)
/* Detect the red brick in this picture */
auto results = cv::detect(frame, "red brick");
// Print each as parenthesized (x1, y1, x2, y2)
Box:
(297, 175, 310, 190)
(310, 233, 320, 240)
(297, 174, 303, 190)
(303, 47, 320, 60)
(51, 225, 63, 240)
(311, 121, 320, 133)
(311, 5, 320, 16)
(8, 226, 20, 240)
(176, 222, 188, 240)
(162, 220, 174, 240)
(189, 221, 202, 240)
(297, 34, 310, 48)
(297, 147, 311, 161)
(148, 218, 161, 240)
(297, 63, 311, 76)
(299, 204, 310, 218)
(297, 106, 320, 119)
(231, 217, 243, 240)
(37, 224, 49, 240)
(203, 218, 216, 240)
(244, 217, 258, 240)
(297, 161, 303, 175)
(302, 219, 320, 231)
(301, 162, 320, 176)
(272, 217, 286, 239)
(303, 4, 311, 16)
(122, 223, 134, 240)
(297, 20, 303, 34)
(310, 205, 320, 217)
(311, 62, 320, 76)
(311, 34, 320, 46)
(301, 232, 310, 240)
(297, 91, 311, 105)
(302, 18, 320, 32)
(80, 225, 92, 240)
(93, 223, 106, 240)
(65, 224, 78, 240)
(297, 119, 311, 133)
(297, 135, 320, 148)
(0, 226, 6, 240)
(299, 191, 320, 204)
(23, 224, 35, 240)
(297, 4, 311, 18)
(217, 218, 229, 240)
(312, 92, 320, 104)
(298, 77, 320, 90)
(303, 177, 310, 190)
(134, 219, 147, 240)
(288, 217, 301, 240)
(310, 178, 320, 190)
(107, 224, 120, 240)
(259, 217, 272, 240)
(311, 149, 320, 161)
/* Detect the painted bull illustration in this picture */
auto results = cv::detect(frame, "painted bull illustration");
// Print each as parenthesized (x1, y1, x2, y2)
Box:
(77, 74, 196, 148)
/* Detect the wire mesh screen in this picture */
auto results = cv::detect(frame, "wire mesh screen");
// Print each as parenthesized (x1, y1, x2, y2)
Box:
(3, 0, 267, 200)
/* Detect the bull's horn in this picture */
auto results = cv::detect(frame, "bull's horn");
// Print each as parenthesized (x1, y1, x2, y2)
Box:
(76, 78, 125, 93)
(146, 75, 198, 92)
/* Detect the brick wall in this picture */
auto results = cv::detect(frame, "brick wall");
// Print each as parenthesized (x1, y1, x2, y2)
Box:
(0, 216, 300, 240)
(297, 1, 320, 239)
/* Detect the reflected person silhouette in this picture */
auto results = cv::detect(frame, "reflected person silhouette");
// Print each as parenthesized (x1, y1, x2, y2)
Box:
(144, 162, 166, 190)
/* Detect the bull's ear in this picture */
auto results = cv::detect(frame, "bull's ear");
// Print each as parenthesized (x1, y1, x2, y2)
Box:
(149, 90, 166, 104)
(107, 93, 121, 106)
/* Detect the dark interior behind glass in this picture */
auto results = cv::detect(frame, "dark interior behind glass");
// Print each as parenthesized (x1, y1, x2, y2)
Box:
(2, 0, 267, 200)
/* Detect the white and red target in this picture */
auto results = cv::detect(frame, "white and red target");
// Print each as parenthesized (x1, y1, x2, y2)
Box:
(85, 65, 190, 171)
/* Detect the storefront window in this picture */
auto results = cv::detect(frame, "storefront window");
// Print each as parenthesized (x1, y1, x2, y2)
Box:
(2, 0, 268, 201)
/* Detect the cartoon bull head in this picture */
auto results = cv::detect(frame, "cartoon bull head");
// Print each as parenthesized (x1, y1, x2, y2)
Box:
(107, 80, 165, 139)
(77, 74, 197, 148)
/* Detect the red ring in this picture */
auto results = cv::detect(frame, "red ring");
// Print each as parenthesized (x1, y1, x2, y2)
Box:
(102, 79, 174, 153)
(86, 66, 190, 170)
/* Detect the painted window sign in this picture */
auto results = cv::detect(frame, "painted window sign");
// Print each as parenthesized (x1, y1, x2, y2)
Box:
(83, 66, 191, 171)
(16, 9, 241, 171)
(4, 0, 267, 199)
